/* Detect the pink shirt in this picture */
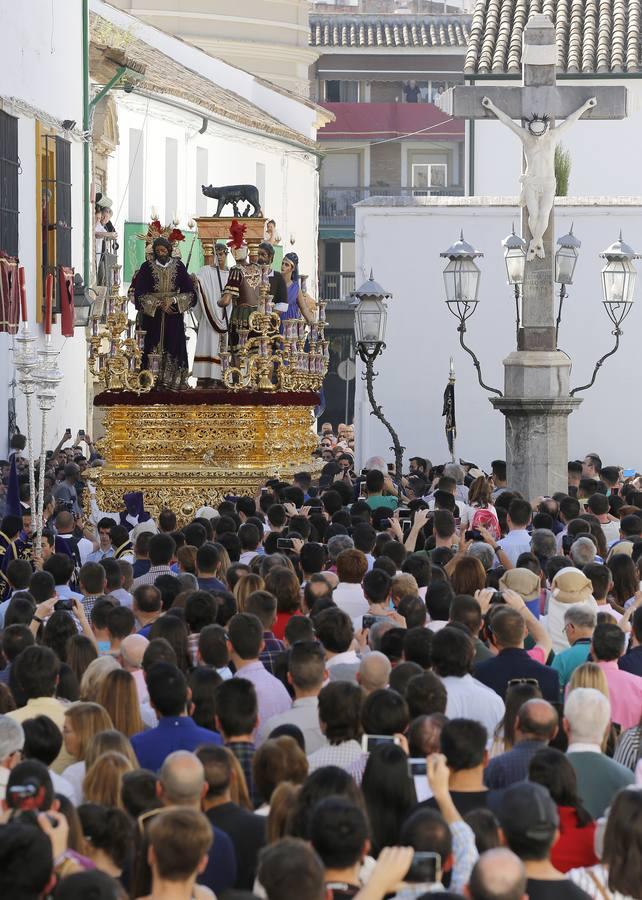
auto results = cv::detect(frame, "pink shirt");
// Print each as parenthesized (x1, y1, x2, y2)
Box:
(597, 660, 642, 730)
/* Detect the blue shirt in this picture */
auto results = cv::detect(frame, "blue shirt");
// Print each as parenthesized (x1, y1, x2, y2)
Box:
(473, 647, 560, 703)
(132, 559, 151, 579)
(197, 576, 227, 593)
(619, 645, 642, 678)
(198, 825, 237, 895)
(551, 638, 592, 687)
(131, 716, 222, 771)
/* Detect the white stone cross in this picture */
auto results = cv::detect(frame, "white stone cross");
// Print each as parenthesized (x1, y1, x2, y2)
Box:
(441, 13, 627, 350)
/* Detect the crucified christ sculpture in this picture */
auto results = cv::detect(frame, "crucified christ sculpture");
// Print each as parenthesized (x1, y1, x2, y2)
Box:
(482, 95, 597, 260)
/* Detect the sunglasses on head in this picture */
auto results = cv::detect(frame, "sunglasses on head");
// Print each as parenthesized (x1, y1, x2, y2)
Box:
(507, 677, 539, 688)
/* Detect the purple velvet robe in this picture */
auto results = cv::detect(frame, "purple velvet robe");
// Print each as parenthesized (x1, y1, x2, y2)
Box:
(132, 257, 196, 373)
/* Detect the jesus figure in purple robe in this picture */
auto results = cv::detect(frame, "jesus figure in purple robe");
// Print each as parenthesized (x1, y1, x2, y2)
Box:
(132, 236, 196, 390)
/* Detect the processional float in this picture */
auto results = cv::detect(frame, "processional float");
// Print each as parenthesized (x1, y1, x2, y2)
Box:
(88, 190, 328, 524)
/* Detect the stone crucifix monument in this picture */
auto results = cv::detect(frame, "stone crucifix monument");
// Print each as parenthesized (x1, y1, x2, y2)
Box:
(443, 13, 627, 498)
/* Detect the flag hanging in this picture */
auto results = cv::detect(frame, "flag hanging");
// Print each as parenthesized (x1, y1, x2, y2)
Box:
(442, 366, 456, 457)
(5, 454, 21, 517)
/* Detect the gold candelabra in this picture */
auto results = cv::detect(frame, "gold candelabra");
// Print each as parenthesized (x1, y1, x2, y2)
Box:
(221, 275, 328, 392)
(88, 265, 154, 394)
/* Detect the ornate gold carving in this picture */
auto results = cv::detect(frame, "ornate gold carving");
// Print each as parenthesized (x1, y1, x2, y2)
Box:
(90, 400, 318, 524)
(88, 266, 153, 395)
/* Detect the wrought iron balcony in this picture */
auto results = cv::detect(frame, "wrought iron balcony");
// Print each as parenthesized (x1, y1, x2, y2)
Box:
(320, 271, 356, 300)
(320, 185, 465, 227)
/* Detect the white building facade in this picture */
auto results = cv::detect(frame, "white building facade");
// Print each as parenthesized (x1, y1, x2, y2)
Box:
(354, 196, 642, 471)
(0, 0, 87, 453)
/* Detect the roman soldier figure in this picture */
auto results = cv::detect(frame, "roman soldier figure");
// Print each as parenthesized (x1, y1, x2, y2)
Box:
(219, 219, 262, 350)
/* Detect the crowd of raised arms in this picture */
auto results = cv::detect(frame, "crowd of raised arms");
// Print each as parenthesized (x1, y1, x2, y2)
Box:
(2, 427, 642, 900)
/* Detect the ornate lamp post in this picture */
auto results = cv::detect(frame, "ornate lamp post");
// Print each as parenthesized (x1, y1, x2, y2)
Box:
(571, 233, 639, 395)
(440, 232, 502, 396)
(352, 272, 404, 490)
(72, 274, 95, 328)
(502, 226, 527, 343)
(554, 226, 581, 343)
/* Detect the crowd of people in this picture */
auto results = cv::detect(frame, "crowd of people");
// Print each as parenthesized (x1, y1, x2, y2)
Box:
(2, 430, 642, 899)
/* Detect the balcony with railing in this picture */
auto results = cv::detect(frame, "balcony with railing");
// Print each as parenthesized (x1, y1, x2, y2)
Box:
(320, 271, 356, 301)
(320, 185, 465, 227)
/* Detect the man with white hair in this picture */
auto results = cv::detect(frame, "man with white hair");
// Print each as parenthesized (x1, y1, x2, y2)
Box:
(565, 687, 634, 817)
(466, 848, 527, 900)
(569, 536, 597, 568)
(0, 716, 24, 801)
(443, 462, 469, 503)
(120, 633, 150, 703)
(357, 651, 391, 695)
(551, 605, 596, 688)
(467, 542, 495, 572)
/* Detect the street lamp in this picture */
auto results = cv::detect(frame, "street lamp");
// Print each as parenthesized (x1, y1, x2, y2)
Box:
(440, 232, 502, 397)
(571, 232, 639, 395)
(353, 273, 388, 355)
(351, 272, 404, 491)
(73, 274, 94, 328)
(502, 225, 527, 343)
(554, 225, 581, 343)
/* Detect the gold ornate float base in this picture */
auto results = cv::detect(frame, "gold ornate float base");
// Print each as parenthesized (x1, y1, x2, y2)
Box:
(90, 394, 318, 524)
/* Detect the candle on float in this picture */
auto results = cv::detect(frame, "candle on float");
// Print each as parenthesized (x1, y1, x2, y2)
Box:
(44, 273, 53, 335)
(18, 267, 28, 324)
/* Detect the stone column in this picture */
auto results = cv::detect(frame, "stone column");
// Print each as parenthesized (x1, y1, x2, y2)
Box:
(491, 353, 581, 497)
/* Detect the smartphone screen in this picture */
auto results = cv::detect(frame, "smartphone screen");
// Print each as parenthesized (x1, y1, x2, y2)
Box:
(397, 508, 412, 520)
(407, 758, 427, 778)
(402, 519, 412, 535)
(361, 734, 398, 752)
(277, 538, 294, 550)
(406, 851, 441, 885)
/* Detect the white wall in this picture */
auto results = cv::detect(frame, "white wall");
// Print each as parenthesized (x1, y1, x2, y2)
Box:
(473, 80, 642, 198)
(108, 96, 319, 288)
(0, 0, 87, 454)
(355, 197, 642, 473)
(90, 0, 320, 141)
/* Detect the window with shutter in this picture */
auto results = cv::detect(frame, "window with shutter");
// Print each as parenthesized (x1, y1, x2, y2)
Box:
(40, 133, 72, 309)
(0, 111, 19, 258)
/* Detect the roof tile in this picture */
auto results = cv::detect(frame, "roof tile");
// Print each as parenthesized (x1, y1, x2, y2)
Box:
(465, 0, 642, 73)
(309, 13, 471, 48)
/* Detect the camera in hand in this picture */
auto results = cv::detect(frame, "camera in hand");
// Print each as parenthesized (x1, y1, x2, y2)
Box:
(406, 851, 441, 885)
(277, 538, 294, 551)
(491, 591, 505, 604)
(362, 614, 377, 631)
(54, 597, 74, 612)
(407, 758, 427, 777)
(361, 734, 399, 752)
(464, 529, 484, 541)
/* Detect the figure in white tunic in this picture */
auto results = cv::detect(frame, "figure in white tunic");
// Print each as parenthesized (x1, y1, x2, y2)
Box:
(193, 243, 229, 387)
(482, 95, 597, 261)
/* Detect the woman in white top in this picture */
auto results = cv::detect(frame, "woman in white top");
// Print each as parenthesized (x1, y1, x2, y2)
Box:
(61, 702, 112, 805)
(569, 788, 642, 899)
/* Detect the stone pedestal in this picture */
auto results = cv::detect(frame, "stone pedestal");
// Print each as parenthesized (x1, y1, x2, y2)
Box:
(491, 351, 581, 498)
(89, 388, 319, 525)
(194, 217, 266, 265)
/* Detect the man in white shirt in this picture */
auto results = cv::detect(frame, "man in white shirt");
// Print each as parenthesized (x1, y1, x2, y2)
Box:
(496, 498, 533, 566)
(333, 549, 369, 623)
(587, 493, 620, 545)
(0, 716, 24, 802)
(258, 641, 328, 752)
(316, 608, 361, 683)
(432, 625, 504, 746)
